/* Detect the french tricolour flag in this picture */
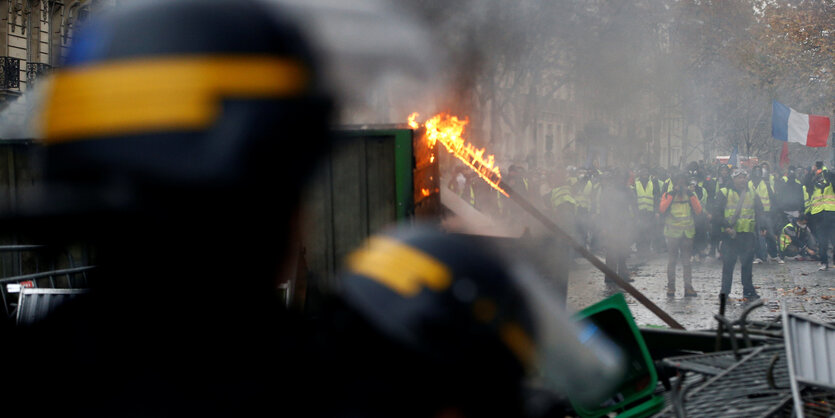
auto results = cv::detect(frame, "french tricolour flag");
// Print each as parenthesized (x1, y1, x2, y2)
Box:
(772, 100, 831, 147)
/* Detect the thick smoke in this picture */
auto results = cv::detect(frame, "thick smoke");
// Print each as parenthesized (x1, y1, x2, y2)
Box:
(387, 1, 833, 317)
(268, 0, 444, 125)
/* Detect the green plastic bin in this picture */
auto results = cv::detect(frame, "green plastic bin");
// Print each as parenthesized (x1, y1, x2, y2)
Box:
(571, 293, 664, 418)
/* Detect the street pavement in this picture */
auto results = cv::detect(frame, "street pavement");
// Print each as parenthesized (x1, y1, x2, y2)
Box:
(566, 252, 835, 330)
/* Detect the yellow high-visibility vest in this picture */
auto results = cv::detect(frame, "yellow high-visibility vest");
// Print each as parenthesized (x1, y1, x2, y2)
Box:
(574, 180, 593, 209)
(808, 182, 835, 215)
(691, 185, 708, 207)
(748, 180, 771, 212)
(721, 188, 756, 233)
(664, 196, 695, 238)
(635, 179, 654, 212)
(780, 223, 794, 251)
(551, 185, 576, 209)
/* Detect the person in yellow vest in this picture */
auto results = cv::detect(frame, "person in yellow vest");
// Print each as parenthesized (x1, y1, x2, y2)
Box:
(686, 162, 710, 262)
(659, 173, 702, 297)
(761, 161, 777, 192)
(467, 171, 500, 216)
(550, 169, 577, 239)
(715, 168, 764, 300)
(779, 215, 818, 260)
(798, 166, 813, 218)
(572, 168, 594, 250)
(749, 165, 780, 264)
(651, 166, 669, 253)
(634, 166, 658, 255)
(708, 164, 733, 259)
(661, 171, 674, 195)
(465, 172, 478, 206)
(551, 171, 576, 215)
(804, 163, 835, 270)
(800, 173, 814, 258)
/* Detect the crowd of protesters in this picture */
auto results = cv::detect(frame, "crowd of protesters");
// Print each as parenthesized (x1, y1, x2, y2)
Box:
(447, 158, 835, 301)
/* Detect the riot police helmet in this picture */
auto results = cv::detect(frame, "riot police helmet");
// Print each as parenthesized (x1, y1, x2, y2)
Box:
(336, 225, 625, 415)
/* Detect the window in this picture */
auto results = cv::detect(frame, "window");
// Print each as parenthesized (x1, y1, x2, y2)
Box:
(48, 1, 63, 66)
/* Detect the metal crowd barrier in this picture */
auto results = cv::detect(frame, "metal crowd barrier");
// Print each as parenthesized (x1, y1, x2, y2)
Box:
(0, 245, 93, 321)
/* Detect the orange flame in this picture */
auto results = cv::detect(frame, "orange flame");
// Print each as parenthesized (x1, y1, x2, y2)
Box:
(421, 188, 431, 197)
(407, 112, 420, 130)
(409, 112, 507, 196)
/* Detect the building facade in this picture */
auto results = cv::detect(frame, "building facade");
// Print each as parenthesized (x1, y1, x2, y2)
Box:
(0, 0, 120, 105)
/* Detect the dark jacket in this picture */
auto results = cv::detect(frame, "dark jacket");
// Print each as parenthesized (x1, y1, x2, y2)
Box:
(702, 178, 717, 202)
(775, 177, 805, 213)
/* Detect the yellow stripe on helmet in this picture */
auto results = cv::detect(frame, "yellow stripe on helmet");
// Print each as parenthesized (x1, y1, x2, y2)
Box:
(346, 236, 452, 298)
(40, 55, 309, 143)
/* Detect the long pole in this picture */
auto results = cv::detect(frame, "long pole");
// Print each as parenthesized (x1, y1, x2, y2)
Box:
(503, 183, 686, 330)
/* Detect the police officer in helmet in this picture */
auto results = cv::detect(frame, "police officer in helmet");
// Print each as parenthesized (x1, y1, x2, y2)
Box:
(4, 0, 331, 415)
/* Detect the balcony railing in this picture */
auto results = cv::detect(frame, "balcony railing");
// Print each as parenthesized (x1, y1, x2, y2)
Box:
(26, 62, 52, 84)
(0, 57, 22, 91)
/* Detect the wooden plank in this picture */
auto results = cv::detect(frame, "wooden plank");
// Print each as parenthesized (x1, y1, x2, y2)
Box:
(329, 137, 368, 275)
(300, 130, 409, 284)
(299, 158, 335, 284)
(364, 135, 396, 235)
